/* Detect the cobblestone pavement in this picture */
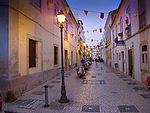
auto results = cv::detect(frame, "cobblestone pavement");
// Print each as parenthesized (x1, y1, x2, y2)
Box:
(1, 62, 150, 113)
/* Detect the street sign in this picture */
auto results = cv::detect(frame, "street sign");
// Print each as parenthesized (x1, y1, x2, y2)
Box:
(117, 40, 125, 46)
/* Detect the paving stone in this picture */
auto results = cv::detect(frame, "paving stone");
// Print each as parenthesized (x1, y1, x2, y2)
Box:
(47, 85, 54, 88)
(119, 76, 127, 78)
(32, 91, 45, 95)
(3, 63, 150, 113)
(118, 105, 139, 112)
(98, 73, 102, 75)
(49, 102, 64, 110)
(56, 78, 61, 80)
(92, 76, 96, 78)
(14, 99, 43, 110)
(4, 111, 18, 113)
(81, 105, 100, 112)
(140, 94, 150, 99)
(51, 81, 60, 83)
(111, 91, 118, 94)
(127, 82, 138, 85)
(133, 87, 147, 91)
(82, 80, 106, 84)
(122, 79, 132, 81)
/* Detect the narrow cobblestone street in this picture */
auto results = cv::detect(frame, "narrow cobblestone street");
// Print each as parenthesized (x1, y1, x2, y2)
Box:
(2, 62, 150, 113)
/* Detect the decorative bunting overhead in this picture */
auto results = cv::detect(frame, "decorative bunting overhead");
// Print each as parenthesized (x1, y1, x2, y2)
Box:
(100, 28, 102, 32)
(47, 0, 53, 9)
(83, 31, 85, 35)
(75, 31, 76, 35)
(76, 35, 79, 40)
(133, 13, 137, 19)
(116, 13, 120, 18)
(84, 10, 88, 16)
(70, 33, 72, 37)
(125, 19, 129, 24)
(63, 7, 139, 44)
(66, 7, 70, 13)
(125, 13, 129, 17)
(109, 41, 111, 44)
(100, 13, 104, 19)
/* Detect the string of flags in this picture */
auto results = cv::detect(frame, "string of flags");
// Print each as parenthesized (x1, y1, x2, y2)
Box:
(47, 0, 138, 43)
(47, 0, 138, 23)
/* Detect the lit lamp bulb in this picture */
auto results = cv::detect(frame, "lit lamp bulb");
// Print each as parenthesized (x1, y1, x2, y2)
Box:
(83, 42, 86, 46)
(57, 9, 66, 24)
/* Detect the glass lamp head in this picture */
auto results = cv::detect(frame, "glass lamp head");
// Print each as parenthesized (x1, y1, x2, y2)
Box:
(57, 9, 66, 24)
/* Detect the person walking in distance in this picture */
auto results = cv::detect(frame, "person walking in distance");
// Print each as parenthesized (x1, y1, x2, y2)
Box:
(81, 58, 85, 64)
(95, 58, 98, 66)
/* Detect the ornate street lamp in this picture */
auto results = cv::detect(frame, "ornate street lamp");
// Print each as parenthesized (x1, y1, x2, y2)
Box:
(57, 9, 69, 103)
(83, 42, 86, 62)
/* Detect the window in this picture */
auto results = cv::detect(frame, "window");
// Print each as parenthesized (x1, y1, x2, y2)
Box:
(29, 39, 36, 68)
(54, 5, 58, 24)
(64, 20, 68, 40)
(33, 0, 41, 7)
(54, 46, 58, 65)
(126, 6, 131, 37)
(126, 6, 131, 25)
(119, 17, 123, 39)
(141, 45, 148, 70)
(71, 26, 73, 33)
(120, 17, 123, 33)
(138, 0, 146, 29)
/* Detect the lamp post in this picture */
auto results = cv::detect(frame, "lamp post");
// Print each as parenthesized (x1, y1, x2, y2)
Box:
(83, 42, 86, 62)
(57, 9, 69, 103)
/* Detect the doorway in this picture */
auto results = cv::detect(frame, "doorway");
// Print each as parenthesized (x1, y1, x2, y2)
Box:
(65, 50, 68, 71)
(128, 49, 134, 78)
(121, 51, 124, 72)
(71, 51, 73, 69)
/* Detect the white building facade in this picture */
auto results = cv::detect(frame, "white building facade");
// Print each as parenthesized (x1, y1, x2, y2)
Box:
(105, 0, 150, 84)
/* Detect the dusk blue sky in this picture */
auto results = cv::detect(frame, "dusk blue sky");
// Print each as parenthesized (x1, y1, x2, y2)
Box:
(66, 0, 121, 47)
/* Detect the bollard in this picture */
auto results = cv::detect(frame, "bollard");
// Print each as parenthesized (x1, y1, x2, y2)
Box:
(44, 85, 49, 107)
(0, 91, 2, 111)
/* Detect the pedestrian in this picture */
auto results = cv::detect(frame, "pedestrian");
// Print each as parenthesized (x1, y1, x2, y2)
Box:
(95, 58, 98, 66)
(78, 64, 86, 79)
(81, 58, 85, 64)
